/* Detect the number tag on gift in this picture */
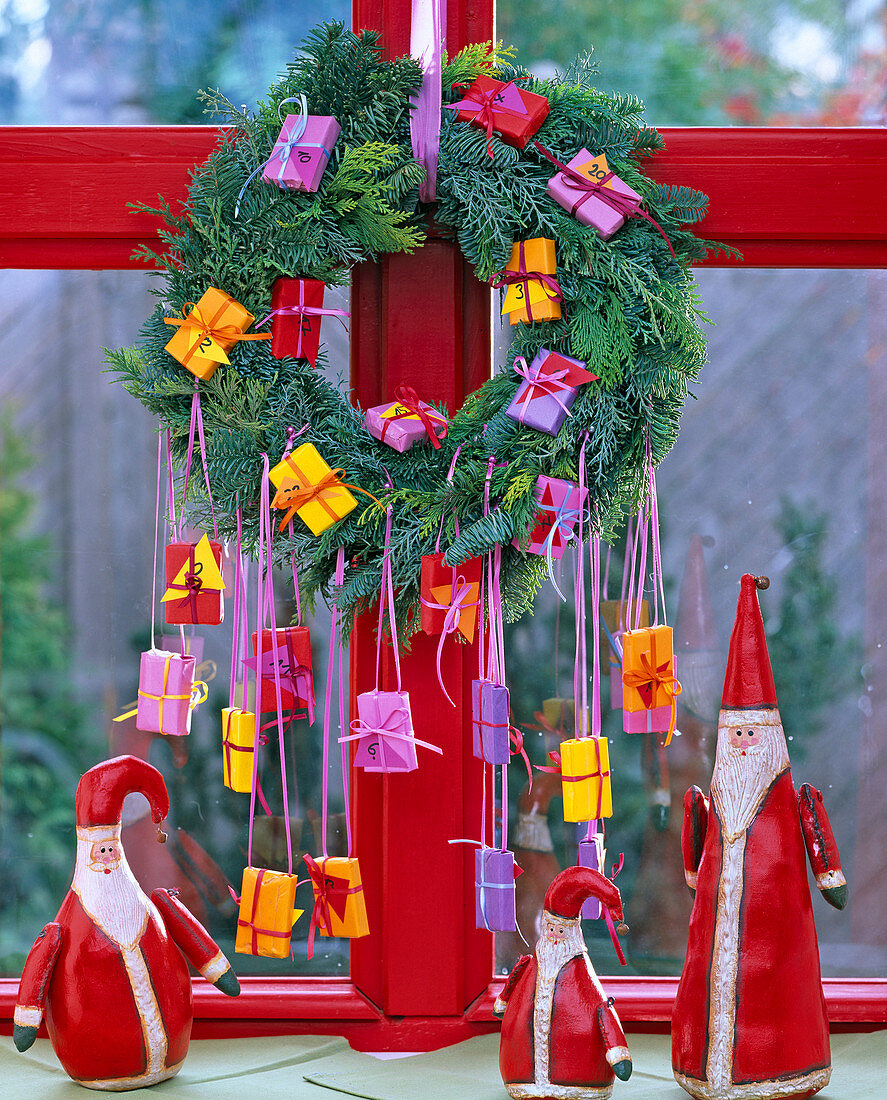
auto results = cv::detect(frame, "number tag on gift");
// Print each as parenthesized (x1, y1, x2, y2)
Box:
(501, 277, 556, 316)
(380, 403, 420, 421)
(189, 332, 232, 366)
(575, 153, 615, 189)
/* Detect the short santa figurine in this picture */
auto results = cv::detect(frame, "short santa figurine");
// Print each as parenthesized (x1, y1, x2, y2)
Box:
(13, 755, 240, 1090)
(672, 574, 848, 1100)
(496, 865, 632, 1099)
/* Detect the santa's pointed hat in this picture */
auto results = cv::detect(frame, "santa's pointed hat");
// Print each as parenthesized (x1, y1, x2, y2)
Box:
(721, 574, 777, 709)
(675, 535, 718, 652)
(75, 755, 169, 829)
(544, 865, 624, 923)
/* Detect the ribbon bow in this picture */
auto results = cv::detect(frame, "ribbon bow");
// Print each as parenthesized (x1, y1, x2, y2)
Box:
(421, 576, 480, 706)
(381, 383, 448, 449)
(490, 241, 562, 323)
(302, 854, 362, 960)
(256, 279, 350, 364)
(446, 78, 527, 158)
(512, 356, 574, 424)
(341, 707, 442, 769)
(163, 303, 271, 368)
(534, 142, 675, 258)
(536, 742, 610, 817)
(271, 469, 379, 532)
(622, 650, 682, 745)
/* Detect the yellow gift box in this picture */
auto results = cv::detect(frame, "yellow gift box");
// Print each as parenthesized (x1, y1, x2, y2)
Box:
(500, 238, 562, 325)
(307, 856, 369, 940)
(269, 442, 358, 536)
(222, 707, 257, 793)
(235, 866, 303, 959)
(163, 287, 268, 380)
(559, 737, 612, 823)
(621, 625, 678, 713)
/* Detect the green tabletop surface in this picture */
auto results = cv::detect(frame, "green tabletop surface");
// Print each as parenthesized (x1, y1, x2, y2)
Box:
(2, 1031, 885, 1099)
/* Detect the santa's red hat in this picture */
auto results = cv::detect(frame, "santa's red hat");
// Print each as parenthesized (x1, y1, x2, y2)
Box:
(544, 866, 624, 923)
(675, 534, 718, 651)
(75, 755, 169, 829)
(721, 574, 777, 709)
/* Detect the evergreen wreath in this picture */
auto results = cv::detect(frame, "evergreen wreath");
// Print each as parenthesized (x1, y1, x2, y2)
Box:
(109, 21, 717, 634)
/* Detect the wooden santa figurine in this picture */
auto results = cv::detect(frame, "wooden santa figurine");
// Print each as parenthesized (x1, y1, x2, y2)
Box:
(672, 574, 848, 1100)
(13, 755, 240, 1090)
(496, 865, 633, 1099)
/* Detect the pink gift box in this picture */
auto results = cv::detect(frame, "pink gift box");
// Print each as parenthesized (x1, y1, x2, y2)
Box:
(546, 148, 642, 239)
(136, 648, 196, 736)
(505, 348, 598, 436)
(623, 704, 673, 734)
(263, 113, 341, 194)
(352, 690, 418, 773)
(513, 475, 588, 560)
(365, 399, 447, 452)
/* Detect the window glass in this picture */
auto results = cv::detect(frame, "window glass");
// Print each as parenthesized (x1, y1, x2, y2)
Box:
(498, 0, 887, 126)
(499, 267, 885, 979)
(0, 268, 352, 978)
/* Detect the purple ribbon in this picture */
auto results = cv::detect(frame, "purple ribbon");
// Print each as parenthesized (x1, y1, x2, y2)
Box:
(409, 0, 447, 202)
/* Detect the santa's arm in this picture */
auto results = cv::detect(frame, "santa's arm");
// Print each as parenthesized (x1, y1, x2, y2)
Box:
(597, 996, 632, 1081)
(492, 954, 532, 1018)
(14, 923, 63, 1052)
(681, 785, 709, 895)
(797, 784, 848, 910)
(151, 889, 240, 996)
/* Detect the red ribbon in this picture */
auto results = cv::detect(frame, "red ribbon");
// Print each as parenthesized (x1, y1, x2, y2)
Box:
(380, 383, 447, 449)
(490, 240, 562, 323)
(602, 853, 627, 966)
(448, 78, 527, 158)
(536, 743, 610, 818)
(534, 142, 675, 257)
(508, 725, 533, 787)
(302, 854, 363, 960)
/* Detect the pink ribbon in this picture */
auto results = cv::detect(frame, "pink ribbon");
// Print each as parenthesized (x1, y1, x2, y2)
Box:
(421, 576, 479, 706)
(341, 711, 442, 768)
(512, 356, 574, 424)
(409, 0, 446, 202)
(257, 284, 350, 361)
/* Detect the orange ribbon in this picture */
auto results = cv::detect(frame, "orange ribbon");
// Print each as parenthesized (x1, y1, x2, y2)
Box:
(270, 460, 380, 532)
(164, 300, 271, 367)
(622, 651, 682, 746)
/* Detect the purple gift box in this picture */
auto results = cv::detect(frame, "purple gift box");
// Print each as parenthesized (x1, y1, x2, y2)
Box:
(505, 348, 598, 436)
(365, 399, 447, 453)
(623, 704, 673, 734)
(475, 847, 518, 931)
(577, 833, 606, 919)
(136, 648, 196, 736)
(513, 475, 588, 560)
(352, 690, 418, 773)
(546, 148, 642, 239)
(263, 113, 341, 194)
(472, 679, 510, 763)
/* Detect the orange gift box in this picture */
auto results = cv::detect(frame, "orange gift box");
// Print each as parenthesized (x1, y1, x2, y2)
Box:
(234, 866, 302, 959)
(305, 855, 369, 940)
(164, 287, 268, 380)
(621, 625, 678, 712)
(499, 238, 562, 325)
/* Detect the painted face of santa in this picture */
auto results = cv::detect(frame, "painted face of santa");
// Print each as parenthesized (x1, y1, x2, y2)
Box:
(89, 840, 121, 873)
(537, 913, 585, 978)
(712, 708, 790, 835)
(74, 826, 150, 946)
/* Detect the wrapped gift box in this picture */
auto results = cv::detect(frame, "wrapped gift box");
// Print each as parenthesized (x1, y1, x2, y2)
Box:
(577, 833, 606, 919)
(164, 287, 261, 380)
(449, 74, 549, 150)
(499, 238, 561, 325)
(234, 866, 302, 959)
(250, 627, 314, 716)
(475, 847, 519, 931)
(546, 149, 642, 239)
(269, 442, 357, 536)
(352, 690, 418, 773)
(267, 277, 326, 365)
(365, 397, 447, 452)
(222, 707, 257, 792)
(560, 737, 612, 822)
(513, 475, 588, 560)
(136, 649, 197, 736)
(263, 112, 340, 194)
(420, 553, 483, 636)
(306, 856, 369, 940)
(162, 535, 225, 625)
(622, 625, 677, 713)
(505, 348, 598, 436)
(472, 679, 510, 763)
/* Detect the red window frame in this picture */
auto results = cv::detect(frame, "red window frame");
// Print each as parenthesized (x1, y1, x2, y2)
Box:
(1, 3, 886, 1047)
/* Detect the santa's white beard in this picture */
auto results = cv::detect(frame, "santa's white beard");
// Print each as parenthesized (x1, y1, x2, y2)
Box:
(536, 919, 585, 981)
(711, 718, 789, 838)
(73, 835, 151, 947)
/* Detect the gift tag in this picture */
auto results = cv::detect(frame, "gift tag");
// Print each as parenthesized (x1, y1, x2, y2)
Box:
(501, 277, 557, 316)
(381, 402, 420, 421)
(429, 581, 480, 642)
(573, 152, 616, 190)
(161, 534, 226, 602)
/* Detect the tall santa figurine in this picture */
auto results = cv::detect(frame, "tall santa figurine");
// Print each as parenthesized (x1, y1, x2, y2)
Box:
(496, 865, 633, 1099)
(14, 755, 240, 1090)
(672, 574, 848, 1100)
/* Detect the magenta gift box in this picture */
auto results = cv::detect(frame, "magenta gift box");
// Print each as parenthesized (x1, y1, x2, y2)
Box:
(136, 648, 196, 736)
(365, 399, 447, 452)
(513, 475, 588, 560)
(475, 847, 518, 931)
(263, 113, 340, 193)
(546, 148, 642, 239)
(505, 348, 597, 436)
(472, 679, 510, 763)
(577, 834, 606, 919)
(352, 690, 418, 773)
(623, 704, 673, 734)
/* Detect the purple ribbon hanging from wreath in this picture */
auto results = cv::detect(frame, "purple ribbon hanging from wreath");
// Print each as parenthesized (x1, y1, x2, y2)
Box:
(410, 0, 447, 202)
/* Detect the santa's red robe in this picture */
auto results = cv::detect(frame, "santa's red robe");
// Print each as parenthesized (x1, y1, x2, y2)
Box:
(672, 768, 842, 1099)
(17, 886, 225, 1089)
(500, 951, 629, 1098)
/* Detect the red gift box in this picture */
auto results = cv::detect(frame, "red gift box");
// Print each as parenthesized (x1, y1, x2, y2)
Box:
(268, 277, 325, 365)
(449, 75, 549, 151)
(420, 553, 483, 635)
(250, 627, 314, 716)
(163, 540, 224, 625)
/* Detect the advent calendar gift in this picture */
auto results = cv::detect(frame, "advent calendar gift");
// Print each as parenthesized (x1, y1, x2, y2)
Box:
(163, 287, 270, 380)
(557, 737, 613, 823)
(268, 441, 358, 535)
(447, 75, 549, 153)
(349, 690, 420, 773)
(621, 624, 681, 740)
(263, 103, 340, 193)
(472, 679, 511, 763)
(365, 385, 448, 452)
(162, 534, 225, 625)
(514, 475, 588, 561)
(493, 238, 562, 326)
(420, 552, 483, 636)
(303, 855, 369, 959)
(234, 867, 302, 959)
(221, 707, 257, 793)
(475, 847, 520, 932)
(249, 626, 314, 716)
(263, 277, 349, 367)
(505, 348, 598, 436)
(135, 649, 204, 736)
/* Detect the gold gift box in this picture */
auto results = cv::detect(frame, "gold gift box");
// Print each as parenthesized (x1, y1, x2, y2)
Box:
(501, 237, 561, 325)
(622, 625, 675, 713)
(221, 707, 256, 793)
(235, 866, 302, 959)
(311, 856, 369, 940)
(269, 442, 357, 536)
(164, 287, 257, 381)
(560, 736, 612, 823)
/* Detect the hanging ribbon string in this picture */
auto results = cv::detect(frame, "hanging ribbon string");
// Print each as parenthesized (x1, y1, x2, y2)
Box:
(149, 432, 163, 651)
(409, 0, 447, 202)
(320, 548, 352, 860)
